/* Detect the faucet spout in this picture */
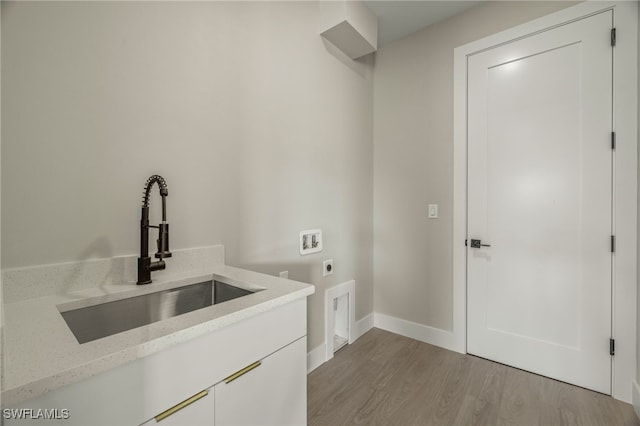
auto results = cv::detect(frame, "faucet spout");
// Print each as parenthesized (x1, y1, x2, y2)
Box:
(137, 175, 172, 285)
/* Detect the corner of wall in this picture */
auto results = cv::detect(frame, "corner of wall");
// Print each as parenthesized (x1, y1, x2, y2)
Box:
(636, 0, 640, 406)
(1, 0, 4, 406)
(633, 380, 640, 420)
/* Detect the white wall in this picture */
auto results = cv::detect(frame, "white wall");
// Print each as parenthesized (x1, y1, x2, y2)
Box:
(637, 0, 640, 391)
(0, 0, 3, 406)
(637, 0, 640, 408)
(373, 1, 577, 330)
(1, 1, 374, 351)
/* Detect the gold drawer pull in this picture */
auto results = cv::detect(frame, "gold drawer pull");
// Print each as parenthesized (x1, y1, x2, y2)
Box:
(224, 361, 261, 384)
(154, 390, 208, 423)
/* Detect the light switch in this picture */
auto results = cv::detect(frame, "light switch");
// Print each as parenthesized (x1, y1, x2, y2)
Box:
(428, 204, 438, 219)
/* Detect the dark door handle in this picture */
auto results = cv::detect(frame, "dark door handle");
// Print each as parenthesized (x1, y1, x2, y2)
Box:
(470, 239, 491, 248)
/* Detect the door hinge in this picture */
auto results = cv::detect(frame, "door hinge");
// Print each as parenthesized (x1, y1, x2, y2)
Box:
(611, 235, 615, 253)
(611, 132, 616, 150)
(611, 28, 616, 47)
(465, 239, 468, 247)
(610, 338, 615, 356)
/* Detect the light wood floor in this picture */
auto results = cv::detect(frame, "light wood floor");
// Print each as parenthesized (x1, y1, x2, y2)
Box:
(308, 328, 639, 426)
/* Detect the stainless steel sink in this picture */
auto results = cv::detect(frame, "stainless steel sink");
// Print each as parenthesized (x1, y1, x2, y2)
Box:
(59, 280, 261, 344)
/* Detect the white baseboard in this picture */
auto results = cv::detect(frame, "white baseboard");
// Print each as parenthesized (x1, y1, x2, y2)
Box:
(374, 312, 458, 352)
(309, 312, 458, 374)
(632, 380, 640, 420)
(307, 343, 326, 374)
(353, 313, 374, 340)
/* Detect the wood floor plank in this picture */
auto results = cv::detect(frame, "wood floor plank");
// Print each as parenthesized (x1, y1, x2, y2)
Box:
(308, 357, 380, 426)
(458, 357, 506, 426)
(391, 346, 465, 425)
(496, 364, 543, 425)
(427, 354, 476, 425)
(379, 344, 446, 423)
(308, 328, 640, 426)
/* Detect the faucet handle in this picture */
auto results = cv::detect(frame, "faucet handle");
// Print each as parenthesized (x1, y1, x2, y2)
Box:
(155, 223, 173, 259)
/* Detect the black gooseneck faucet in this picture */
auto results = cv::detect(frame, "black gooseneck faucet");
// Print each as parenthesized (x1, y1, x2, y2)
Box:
(137, 175, 172, 285)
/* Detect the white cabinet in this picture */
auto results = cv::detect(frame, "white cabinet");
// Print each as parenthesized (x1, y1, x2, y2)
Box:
(215, 337, 306, 426)
(5, 299, 308, 426)
(140, 337, 307, 426)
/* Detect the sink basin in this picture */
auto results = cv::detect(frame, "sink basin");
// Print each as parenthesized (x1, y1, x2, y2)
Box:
(60, 279, 261, 344)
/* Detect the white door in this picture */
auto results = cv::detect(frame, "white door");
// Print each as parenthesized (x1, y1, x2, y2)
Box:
(467, 11, 613, 394)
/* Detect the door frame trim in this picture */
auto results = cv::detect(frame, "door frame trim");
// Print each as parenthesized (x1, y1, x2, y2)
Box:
(453, 1, 638, 402)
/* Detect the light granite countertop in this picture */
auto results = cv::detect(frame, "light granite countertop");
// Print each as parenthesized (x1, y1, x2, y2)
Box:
(1, 263, 314, 407)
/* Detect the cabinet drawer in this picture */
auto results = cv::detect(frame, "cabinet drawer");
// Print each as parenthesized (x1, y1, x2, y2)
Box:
(214, 337, 307, 426)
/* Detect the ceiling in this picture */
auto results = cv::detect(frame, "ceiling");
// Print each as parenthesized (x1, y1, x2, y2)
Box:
(364, 1, 481, 46)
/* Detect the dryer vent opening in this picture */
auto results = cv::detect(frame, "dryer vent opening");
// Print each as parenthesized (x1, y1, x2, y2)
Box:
(333, 293, 349, 353)
(325, 280, 355, 361)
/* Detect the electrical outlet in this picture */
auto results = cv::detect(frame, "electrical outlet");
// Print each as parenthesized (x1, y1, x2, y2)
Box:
(300, 229, 323, 255)
(279, 271, 289, 279)
(323, 259, 334, 277)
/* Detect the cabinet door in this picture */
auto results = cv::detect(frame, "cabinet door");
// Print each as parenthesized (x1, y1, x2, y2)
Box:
(140, 388, 214, 426)
(214, 337, 306, 426)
